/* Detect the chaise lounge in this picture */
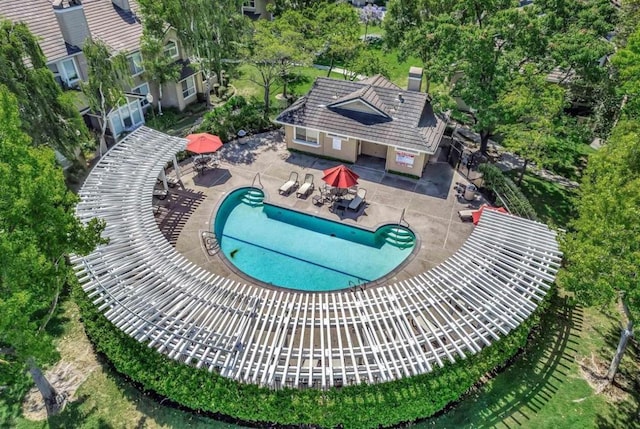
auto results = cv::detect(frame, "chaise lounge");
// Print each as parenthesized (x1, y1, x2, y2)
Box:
(279, 171, 299, 195)
(296, 173, 315, 198)
(348, 188, 367, 211)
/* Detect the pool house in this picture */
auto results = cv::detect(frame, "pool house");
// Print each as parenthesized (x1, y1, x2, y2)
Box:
(274, 69, 447, 179)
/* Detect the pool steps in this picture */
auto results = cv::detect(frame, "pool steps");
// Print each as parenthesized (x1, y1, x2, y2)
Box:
(381, 226, 415, 249)
(240, 189, 265, 207)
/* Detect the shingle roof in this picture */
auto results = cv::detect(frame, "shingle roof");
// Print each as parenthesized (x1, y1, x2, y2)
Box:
(0, 0, 71, 62)
(276, 76, 447, 154)
(83, 0, 142, 54)
(360, 74, 402, 90)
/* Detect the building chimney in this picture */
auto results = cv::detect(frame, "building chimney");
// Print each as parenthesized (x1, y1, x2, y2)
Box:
(407, 66, 423, 92)
(112, 0, 131, 12)
(53, 0, 90, 49)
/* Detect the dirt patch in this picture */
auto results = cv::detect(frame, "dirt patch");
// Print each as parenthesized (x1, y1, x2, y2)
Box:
(21, 302, 100, 421)
(577, 353, 631, 402)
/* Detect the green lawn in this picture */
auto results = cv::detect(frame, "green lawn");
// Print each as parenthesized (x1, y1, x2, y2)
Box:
(509, 172, 578, 228)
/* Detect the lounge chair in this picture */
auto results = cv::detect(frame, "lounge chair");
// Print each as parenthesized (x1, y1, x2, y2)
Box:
(296, 173, 315, 198)
(279, 171, 299, 195)
(348, 188, 366, 211)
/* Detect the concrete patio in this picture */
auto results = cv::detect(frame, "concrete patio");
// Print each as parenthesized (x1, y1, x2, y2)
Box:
(156, 130, 483, 288)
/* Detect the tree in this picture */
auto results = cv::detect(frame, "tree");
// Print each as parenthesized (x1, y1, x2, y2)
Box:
(0, 20, 91, 164)
(138, 0, 245, 108)
(80, 40, 131, 156)
(558, 119, 639, 383)
(611, 26, 640, 119)
(243, 15, 311, 118)
(496, 66, 581, 185)
(359, 4, 385, 39)
(312, 2, 361, 77)
(0, 86, 106, 415)
(342, 49, 391, 81)
(141, 33, 180, 115)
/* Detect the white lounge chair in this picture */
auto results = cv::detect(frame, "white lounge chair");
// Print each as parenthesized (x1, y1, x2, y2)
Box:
(296, 173, 315, 198)
(279, 171, 299, 195)
(348, 188, 366, 211)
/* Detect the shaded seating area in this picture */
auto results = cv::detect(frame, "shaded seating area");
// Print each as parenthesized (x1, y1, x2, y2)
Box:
(348, 188, 366, 211)
(296, 174, 315, 198)
(194, 154, 220, 173)
(279, 171, 299, 195)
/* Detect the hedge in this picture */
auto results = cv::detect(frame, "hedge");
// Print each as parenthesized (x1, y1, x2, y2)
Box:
(74, 285, 551, 428)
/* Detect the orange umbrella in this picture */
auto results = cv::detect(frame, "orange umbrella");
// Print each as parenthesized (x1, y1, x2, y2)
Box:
(472, 205, 508, 225)
(186, 133, 223, 154)
(322, 165, 359, 189)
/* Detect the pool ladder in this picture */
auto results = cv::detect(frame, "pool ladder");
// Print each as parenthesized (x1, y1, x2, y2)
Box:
(398, 208, 410, 228)
(251, 172, 264, 189)
(349, 280, 366, 295)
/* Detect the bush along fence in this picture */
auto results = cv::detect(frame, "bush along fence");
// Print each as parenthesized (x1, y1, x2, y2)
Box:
(75, 285, 551, 429)
(478, 164, 538, 221)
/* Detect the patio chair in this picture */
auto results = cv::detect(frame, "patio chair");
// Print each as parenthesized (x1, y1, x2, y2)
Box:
(458, 209, 476, 222)
(296, 173, 315, 198)
(348, 188, 367, 211)
(279, 171, 299, 195)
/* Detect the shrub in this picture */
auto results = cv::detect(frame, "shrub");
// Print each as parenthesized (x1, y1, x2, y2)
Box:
(197, 96, 276, 142)
(75, 283, 550, 429)
(478, 163, 538, 220)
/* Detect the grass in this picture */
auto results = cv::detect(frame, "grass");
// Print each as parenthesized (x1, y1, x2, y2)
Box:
(508, 172, 578, 228)
(5, 293, 638, 429)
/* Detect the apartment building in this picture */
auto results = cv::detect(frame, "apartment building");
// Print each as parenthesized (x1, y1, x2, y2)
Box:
(0, 0, 204, 144)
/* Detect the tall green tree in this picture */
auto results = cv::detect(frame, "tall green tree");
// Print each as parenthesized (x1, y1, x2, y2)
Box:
(313, 2, 360, 77)
(0, 86, 105, 415)
(80, 40, 131, 156)
(141, 34, 180, 115)
(243, 13, 312, 118)
(138, 0, 245, 108)
(558, 119, 639, 383)
(0, 20, 91, 164)
(496, 66, 582, 185)
(612, 26, 640, 119)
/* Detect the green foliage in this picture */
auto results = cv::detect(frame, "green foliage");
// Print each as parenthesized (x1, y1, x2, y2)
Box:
(478, 164, 538, 221)
(197, 96, 275, 142)
(612, 26, 640, 119)
(75, 279, 549, 428)
(0, 87, 106, 396)
(559, 119, 640, 320)
(0, 20, 91, 163)
(140, 32, 181, 114)
(138, 0, 246, 105)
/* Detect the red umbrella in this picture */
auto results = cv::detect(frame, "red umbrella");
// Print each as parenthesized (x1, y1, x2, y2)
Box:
(322, 165, 359, 189)
(186, 133, 223, 154)
(472, 205, 508, 225)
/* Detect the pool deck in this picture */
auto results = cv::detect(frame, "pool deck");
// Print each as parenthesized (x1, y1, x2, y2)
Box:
(157, 131, 484, 288)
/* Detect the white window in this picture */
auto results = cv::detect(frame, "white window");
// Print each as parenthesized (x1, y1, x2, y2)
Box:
(181, 75, 196, 99)
(243, 0, 256, 9)
(163, 40, 179, 59)
(294, 127, 319, 146)
(50, 58, 80, 87)
(109, 100, 144, 136)
(332, 137, 342, 150)
(127, 51, 144, 76)
(132, 83, 150, 107)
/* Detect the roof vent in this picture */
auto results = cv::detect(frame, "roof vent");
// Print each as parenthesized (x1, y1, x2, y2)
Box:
(396, 93, 404, 103)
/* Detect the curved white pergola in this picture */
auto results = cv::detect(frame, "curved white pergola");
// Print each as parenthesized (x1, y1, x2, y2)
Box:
(72, 127, 562, 389)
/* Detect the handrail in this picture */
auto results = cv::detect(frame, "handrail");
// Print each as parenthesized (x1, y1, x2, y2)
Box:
(251, 172, 264, 189)
(398, 208, 410, 228)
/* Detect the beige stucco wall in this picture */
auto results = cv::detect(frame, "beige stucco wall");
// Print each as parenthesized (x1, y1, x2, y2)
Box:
(360, 140, 387, 158)
(385, 146, 429, 177)
(284, 126, 357, 163)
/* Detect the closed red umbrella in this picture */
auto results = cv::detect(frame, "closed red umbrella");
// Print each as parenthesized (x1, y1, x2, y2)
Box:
(472, 205, 508, 225)
(186, 133, 223, 154)
(322, 165, 359, 189)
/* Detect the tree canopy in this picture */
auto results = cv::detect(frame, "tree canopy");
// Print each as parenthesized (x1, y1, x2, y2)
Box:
(0, 85, 105, 414)
(0, 20, 91, 163)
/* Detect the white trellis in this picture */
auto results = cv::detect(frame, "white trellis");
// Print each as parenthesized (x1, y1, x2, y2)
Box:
(72, 126, 562, 389)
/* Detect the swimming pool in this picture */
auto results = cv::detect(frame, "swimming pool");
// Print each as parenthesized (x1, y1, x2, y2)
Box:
(213, 187, 416, 291)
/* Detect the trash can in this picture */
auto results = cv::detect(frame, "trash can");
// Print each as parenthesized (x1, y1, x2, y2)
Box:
(464, 184, 477, 201)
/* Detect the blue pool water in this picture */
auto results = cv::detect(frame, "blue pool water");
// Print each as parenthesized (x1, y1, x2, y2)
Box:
(213, 188, 416, 291)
